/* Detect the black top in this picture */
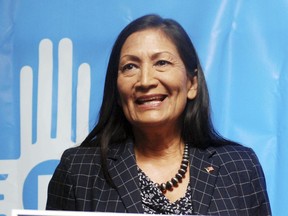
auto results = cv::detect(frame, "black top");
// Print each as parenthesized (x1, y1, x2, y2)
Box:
(138, 167, 193, 214)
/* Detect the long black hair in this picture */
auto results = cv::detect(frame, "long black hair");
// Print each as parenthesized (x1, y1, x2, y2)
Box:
(81, 14, 226, 179)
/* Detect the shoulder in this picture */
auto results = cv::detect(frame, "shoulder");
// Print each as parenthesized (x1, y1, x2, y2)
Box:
(54, 146, 103, 176)
(60, 146, 102, 163)
(58, 142, 127, 168)
(206, 142, 263, 174)
(212, 143, 258, 162)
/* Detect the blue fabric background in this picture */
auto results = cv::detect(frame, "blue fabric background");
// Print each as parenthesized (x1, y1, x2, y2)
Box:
(0, 0, 287, 215)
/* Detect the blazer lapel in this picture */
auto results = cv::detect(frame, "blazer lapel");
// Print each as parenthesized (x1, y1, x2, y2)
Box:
(108, 141, 143, 213)
(190, 147, 220, 215)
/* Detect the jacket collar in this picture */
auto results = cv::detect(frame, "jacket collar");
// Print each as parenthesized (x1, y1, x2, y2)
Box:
(189, 147, 220, 215)
(107, 140, 143, 213)
(107, 141, 220, 214)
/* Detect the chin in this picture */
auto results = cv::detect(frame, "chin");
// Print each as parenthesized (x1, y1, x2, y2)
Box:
(132, 118, 171, 128)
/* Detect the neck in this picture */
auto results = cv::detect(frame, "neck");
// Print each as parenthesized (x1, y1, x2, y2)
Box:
(133, 126, 184, 159)
(132, 125, 189, 200)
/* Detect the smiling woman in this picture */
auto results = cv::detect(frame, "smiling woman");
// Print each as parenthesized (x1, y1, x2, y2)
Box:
(46, 14, 271, 215)
(117, 29, 197, 131)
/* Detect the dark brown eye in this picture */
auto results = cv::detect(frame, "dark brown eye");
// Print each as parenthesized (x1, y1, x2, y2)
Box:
(155, 60, 170, 66)
(121, 63, 136, 72)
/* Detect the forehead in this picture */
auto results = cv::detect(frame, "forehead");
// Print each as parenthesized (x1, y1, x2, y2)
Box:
(120, 28, 179, 56)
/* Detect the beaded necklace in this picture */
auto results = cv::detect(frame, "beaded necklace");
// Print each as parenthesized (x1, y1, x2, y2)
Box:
(155, 143, 189, 192)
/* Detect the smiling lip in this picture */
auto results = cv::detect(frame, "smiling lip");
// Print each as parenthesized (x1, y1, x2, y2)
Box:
(135, 94, 167, 108)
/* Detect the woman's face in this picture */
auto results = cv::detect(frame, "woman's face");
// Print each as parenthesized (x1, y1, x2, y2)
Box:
(117, 29, 197, 130)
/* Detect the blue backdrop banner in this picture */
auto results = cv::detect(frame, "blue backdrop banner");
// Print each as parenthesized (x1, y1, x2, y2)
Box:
(0, 0, 287, 215)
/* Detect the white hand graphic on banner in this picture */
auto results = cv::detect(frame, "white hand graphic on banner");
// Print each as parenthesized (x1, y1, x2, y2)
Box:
(0, 38, 91, 215)
(21, 38, 91, 146)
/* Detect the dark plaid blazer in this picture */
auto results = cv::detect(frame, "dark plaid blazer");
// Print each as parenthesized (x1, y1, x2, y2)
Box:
(46, 140, 271, 215)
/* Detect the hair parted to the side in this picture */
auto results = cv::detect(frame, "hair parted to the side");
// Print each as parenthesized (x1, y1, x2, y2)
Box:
(81, 14, 227, 183)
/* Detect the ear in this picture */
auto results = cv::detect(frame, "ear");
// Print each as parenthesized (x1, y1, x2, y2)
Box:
(187, 75, 198, 100)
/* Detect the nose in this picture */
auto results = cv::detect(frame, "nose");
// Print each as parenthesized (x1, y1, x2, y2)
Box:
(136, 64, 158, 89)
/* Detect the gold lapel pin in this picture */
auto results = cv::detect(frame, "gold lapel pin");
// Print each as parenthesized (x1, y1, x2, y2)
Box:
(205, 166, 214, 173)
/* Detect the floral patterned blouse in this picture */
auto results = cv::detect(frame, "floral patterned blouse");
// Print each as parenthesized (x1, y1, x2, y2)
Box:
(138, 167, 193, 214)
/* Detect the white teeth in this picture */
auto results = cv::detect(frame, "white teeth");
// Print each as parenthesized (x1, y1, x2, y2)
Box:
(136, 96, 166, 104)
(140, 97, 161, 101)
(141, 100, 162, 105)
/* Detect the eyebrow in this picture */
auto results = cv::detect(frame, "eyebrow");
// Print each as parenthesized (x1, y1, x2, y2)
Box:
(119, 55, 141, 63)
(120, 51, 175, 62)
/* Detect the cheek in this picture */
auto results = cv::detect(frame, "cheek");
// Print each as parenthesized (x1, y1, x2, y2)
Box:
(171, 77, 191, 105)
(117, 79, 124, 104)
(169, 76, 189, 93)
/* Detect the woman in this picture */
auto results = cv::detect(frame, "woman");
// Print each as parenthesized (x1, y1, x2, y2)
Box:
(46, 14, 271, 215)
